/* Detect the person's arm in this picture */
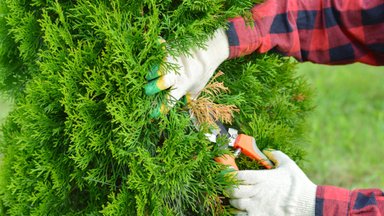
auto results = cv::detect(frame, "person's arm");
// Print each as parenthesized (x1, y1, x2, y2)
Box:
(227, 0, 384, 65)
(316, 186, 384, 215)
(229, 150, 384, 216)
(144, 0, 384, 116)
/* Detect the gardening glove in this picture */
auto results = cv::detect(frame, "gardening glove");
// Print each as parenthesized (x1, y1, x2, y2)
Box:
(230, 150, 317, 216)
(144, 28, 229, 117)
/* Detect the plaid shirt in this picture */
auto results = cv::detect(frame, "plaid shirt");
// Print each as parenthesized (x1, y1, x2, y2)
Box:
(227, 0, 384, 214)
(316, 186, 384, 216)
(226, 0, 384, 65)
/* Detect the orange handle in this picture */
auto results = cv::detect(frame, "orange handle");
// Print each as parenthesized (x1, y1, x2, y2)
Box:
(214, 154, 239, 170)
(233, 134, 273, 169)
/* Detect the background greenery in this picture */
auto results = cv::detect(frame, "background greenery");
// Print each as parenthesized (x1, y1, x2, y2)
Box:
(2, 63, 383, 190)
(296, 63, 384, 189)
(0, 96, 10, 122)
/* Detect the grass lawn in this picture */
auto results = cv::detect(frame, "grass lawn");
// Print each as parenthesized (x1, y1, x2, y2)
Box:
(0, 95, 11, 162)
(0, 96, 11, 122)
(296, 63, 384, 189)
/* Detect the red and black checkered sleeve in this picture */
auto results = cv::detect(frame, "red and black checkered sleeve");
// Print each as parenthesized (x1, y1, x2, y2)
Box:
(226, 0, 384, 65)
(316, 186, 384, 216)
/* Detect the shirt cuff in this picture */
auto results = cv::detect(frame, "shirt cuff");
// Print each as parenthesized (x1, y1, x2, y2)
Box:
(226, 16, 261, 59)
(315, 186, 351, 216)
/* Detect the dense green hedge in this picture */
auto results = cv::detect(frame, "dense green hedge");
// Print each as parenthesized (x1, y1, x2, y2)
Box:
(0, 0, 312, 215)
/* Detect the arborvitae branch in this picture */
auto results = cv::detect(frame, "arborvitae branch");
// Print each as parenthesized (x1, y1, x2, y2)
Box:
(0, 0, 312, 215)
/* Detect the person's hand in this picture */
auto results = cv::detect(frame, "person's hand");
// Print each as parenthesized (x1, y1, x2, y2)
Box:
(144, 28, 229, 117)
(230, 150, 317, 216)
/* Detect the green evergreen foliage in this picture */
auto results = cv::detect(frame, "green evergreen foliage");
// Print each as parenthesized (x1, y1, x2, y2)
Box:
(0, 0, 312, 215)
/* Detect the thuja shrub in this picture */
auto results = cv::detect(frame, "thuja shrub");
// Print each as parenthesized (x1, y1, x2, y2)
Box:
(0, 0, 312, 215)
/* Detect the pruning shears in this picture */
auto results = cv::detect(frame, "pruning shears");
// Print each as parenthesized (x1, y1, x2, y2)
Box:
(193, 113, 274, 170)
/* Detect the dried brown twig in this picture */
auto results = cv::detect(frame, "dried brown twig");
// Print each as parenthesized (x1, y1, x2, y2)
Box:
(188, 71, 239, 126)
(202, 71, 229, 96)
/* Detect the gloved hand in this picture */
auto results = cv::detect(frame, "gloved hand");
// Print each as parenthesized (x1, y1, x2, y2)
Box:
(229, 150, 317, 216)
(144, 28, 229, 117)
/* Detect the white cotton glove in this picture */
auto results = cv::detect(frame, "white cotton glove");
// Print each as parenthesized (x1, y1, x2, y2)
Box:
(230, 150, 317, 216)
(144, 28, 229, 117)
